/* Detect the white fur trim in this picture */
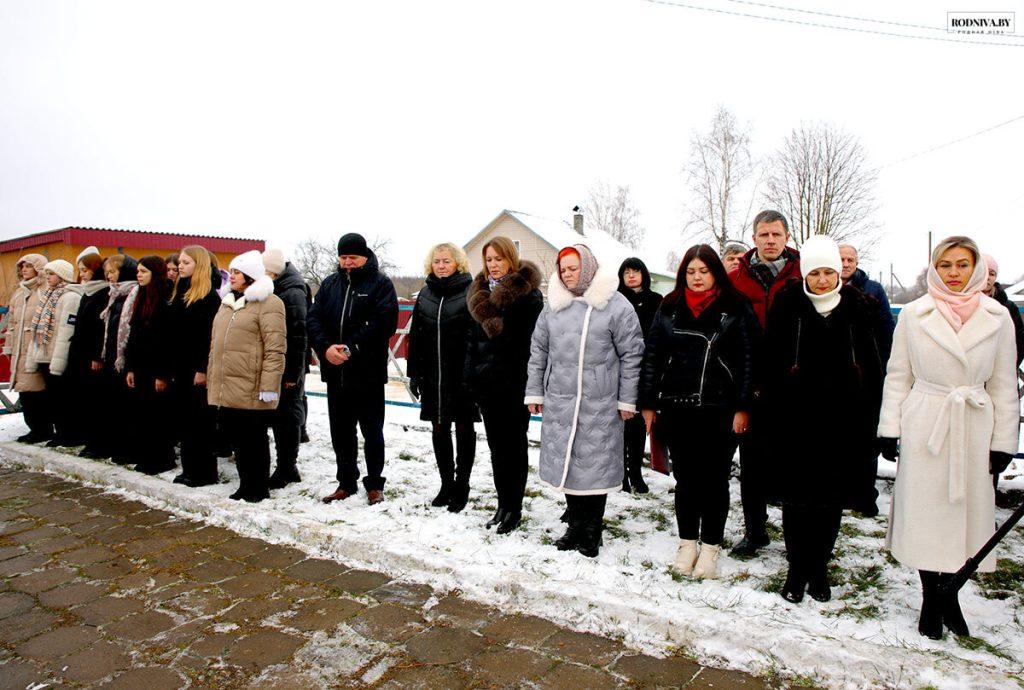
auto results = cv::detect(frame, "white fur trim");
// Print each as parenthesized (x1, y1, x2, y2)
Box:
(244, 275, 274, 303)
(547, 269, 620, 312)
(617, 402, 637, 413)
(524, 395, 544, 406)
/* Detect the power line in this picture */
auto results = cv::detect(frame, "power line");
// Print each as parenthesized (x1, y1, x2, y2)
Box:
(879, 114, 1024, 169)
(638, 0, 1024, 48)
(722, 0, 1024, 39)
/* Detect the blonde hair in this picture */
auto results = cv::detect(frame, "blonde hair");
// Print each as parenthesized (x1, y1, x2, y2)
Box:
(423, 243, 469, 277)
(931, 235, 980, 267)
(481, 236, 521, 273)
(173, 245, 213, 306)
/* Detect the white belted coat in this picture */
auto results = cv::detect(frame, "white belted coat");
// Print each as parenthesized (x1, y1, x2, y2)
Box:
(878, 294, 1020, 572)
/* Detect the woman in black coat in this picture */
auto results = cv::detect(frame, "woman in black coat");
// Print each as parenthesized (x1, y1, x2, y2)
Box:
(761, 236, 884, 604)
(124, 256, 176, 475)
(617, 257, 663, 493)
(638, 245, 759, 580)
(407, 243, 480, 512)
(65, 249, 109, 450)
(465, 237, 544, 534)
(169, 246, 223, 487)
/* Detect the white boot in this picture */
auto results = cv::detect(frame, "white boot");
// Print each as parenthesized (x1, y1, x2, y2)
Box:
(673, 539, 700, 575)
(692, 544, 720, 579)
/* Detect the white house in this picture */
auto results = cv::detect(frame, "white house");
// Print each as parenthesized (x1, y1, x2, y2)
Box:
(463, 209, 676, 295)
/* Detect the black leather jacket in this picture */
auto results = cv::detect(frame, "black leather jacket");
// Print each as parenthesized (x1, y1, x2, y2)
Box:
(638, 290, 760, 412)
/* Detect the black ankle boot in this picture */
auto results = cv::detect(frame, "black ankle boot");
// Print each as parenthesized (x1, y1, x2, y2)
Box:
(806, 563, 831, 602)
(485, 508, 505, 529)
(576, 516, 603, 558)
(918, 571, 944, 640)
(447, 482, 470, 513)
(268, 466, 301, 490)
(431, 482, 453, 507)
(496, 510, 522, 535)
(554, 520, 582, 551)
(939, 574, 970, 637)
(781, 565, 806, 603)
(628, 468, 649, 494)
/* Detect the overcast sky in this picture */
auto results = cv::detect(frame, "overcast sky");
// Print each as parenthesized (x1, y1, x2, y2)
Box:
(2, 0, 1022, 285)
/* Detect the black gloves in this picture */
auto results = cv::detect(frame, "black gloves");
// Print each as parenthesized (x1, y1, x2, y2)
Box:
(878, 437, 900, 461)
(991, 451, 1013, 476)
(408, 378, 421, 400)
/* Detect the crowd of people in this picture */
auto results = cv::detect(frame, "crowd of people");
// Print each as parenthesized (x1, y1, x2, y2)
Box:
(3, 212, 1021, 642)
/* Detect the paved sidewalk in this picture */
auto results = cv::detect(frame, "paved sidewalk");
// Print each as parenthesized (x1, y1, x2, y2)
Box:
(0, 466, 772, 689)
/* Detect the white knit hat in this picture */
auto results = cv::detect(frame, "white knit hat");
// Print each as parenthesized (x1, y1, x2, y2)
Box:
(229, 250, 266, 281)
(76, 246, 101, 264)
(262, 248, 286, 275)
(44, 259, 75, 283)
(799, 235, 842, 278)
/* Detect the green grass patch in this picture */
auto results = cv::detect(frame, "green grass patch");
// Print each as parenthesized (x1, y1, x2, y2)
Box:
(397, 451, 416, 461)
(759, 569, 787, 594)
(955, 634, 1013, 661)
(840, 522, 866, 538)
(844, 564, 887, 596)
(823, 603, 881, 621)
(975, 558, 1024, 602)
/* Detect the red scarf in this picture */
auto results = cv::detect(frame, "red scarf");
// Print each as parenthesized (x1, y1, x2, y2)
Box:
(685, 287, 720, 318)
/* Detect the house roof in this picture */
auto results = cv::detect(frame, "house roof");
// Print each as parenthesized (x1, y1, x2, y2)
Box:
(468, 209, 674, 280)
(0, 227, 265, 255)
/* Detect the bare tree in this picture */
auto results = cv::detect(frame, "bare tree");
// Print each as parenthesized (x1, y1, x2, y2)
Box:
(368, 235, 399, 275)
(291, 237, 337, 293)
(666, 250, 683, 274)
(763, 122, 880, 249)
(684, 106, 755, 253)
(584, 181, 645, 249)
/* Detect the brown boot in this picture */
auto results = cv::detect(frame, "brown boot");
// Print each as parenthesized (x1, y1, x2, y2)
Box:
(367, 489, 385, 506)
(322, 486, 354, 504)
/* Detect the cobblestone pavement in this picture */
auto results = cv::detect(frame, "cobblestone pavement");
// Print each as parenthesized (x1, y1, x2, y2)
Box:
(0, 466, 775, 689)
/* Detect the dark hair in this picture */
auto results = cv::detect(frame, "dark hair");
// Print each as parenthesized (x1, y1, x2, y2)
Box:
(617, 257, 651, 292)
(662, 244, 744, 310)
(165, 253, 180, 267)
(134, 255, 170, 325)
(752, 210, 789, 236)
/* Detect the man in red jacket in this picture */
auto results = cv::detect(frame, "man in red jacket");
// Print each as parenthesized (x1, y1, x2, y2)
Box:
(728, 210, 801, 558)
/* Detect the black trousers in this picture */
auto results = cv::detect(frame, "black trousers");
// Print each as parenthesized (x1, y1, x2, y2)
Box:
(666, 407, 737, 545)
(19, 390, 53, 438)
(130, 375, 176, 470)
(738, 424, 769, 539)
(623, 414, 646, 475)
(179, 382, 217, 482)
(782, 502, 842, 573)
(39, 365, 70, 441)
(220, 408, 274, 498)
(431, 420, 476, 486)
(326, 380, 386, 493)
(480, 398, 530, 513)
(564, 493, 608, 523)
(271, 379, 305, 471)
(855, 453, 880, 509)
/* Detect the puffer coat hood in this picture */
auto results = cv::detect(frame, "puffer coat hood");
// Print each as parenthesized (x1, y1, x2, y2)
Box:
(524, 268, 645, 494)
(207, 275, 286, 410)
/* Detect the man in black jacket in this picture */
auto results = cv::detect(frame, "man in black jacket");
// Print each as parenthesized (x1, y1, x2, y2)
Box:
(263, 249, 310, 489)
(307, 233, 398, 505)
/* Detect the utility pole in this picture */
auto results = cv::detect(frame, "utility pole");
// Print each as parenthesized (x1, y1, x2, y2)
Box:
(928, 231, 933, 263)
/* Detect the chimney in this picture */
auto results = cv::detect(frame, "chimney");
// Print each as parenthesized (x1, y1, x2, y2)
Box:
(572, 206, 583, 235)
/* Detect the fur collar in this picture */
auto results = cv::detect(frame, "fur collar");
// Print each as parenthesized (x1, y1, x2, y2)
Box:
(547, 269, 620, 312)
(468, 261, 542, 338)
(222, 275, 274, 311)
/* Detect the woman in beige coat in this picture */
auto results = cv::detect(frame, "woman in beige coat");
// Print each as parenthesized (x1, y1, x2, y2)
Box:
(207, 250, 286, 503)
(878, 236, 1019, 640)
(4, 254, 51, 442)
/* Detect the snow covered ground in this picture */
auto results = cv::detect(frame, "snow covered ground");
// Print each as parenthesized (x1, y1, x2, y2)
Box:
(1, 390, 1023, 690)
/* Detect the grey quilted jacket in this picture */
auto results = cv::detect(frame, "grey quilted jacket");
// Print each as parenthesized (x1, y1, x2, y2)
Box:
(525, 270, 644, 495)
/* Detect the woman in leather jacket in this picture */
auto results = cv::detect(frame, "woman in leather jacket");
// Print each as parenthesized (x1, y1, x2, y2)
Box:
(638, 244, 760, 580)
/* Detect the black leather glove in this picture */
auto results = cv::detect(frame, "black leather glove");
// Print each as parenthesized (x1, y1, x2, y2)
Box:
(878, 437, 900, 461)
(408, 378, 421, 400)
(991, 451, 1013, 476)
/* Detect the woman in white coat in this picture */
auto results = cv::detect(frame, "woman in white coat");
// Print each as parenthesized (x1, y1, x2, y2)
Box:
(878, 235, 1019, 640)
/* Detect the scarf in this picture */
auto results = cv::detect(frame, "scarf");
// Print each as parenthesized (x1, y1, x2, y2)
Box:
(30, 284, 66, 348)
(487, 274, 507, 290)
(100, 281, 139, 372)
(558, 244, 599, 296)
(804, 279, 842, 316)
(685, 287, 720, 318)
(750, 251, 788, 277)
(927, 255, 988, 332)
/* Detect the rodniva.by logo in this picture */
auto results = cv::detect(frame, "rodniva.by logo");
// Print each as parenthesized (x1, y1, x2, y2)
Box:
(947, 12, 1015, 34)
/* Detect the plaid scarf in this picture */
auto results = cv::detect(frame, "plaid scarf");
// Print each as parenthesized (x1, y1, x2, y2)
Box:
(30, 284, 66, 348)
(101, 281, 139, 373)
(749, 251, 790, 291)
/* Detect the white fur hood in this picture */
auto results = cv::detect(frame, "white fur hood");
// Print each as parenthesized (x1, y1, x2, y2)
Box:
(546, 269, 620, 312)
(222, 275, 274, 310)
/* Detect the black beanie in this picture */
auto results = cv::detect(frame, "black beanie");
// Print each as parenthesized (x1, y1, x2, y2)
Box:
(337, 233, 369, 257)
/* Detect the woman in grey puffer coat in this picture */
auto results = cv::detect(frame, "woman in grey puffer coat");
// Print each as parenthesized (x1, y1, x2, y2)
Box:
(525, 244, 645, 558)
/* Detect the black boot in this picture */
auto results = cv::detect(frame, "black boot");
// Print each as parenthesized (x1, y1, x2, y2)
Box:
(939, 573, 970, 637)
(628, 467, 649, 494)
(431, 482, 453, 507)
(781, 564, 806, 603)
(731, 532, 770, 559)
(268, 465, 301, 490)
(918, 571, 944, 640)
(447, 481, 470, 513)
(485, 507, 506, 529)
(496, 510, 522, 535)
(554, 507, 582, 551)
(577, 514, 603, 558)
(621, 473, 632, 493)
(806, 561, 831, 602)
